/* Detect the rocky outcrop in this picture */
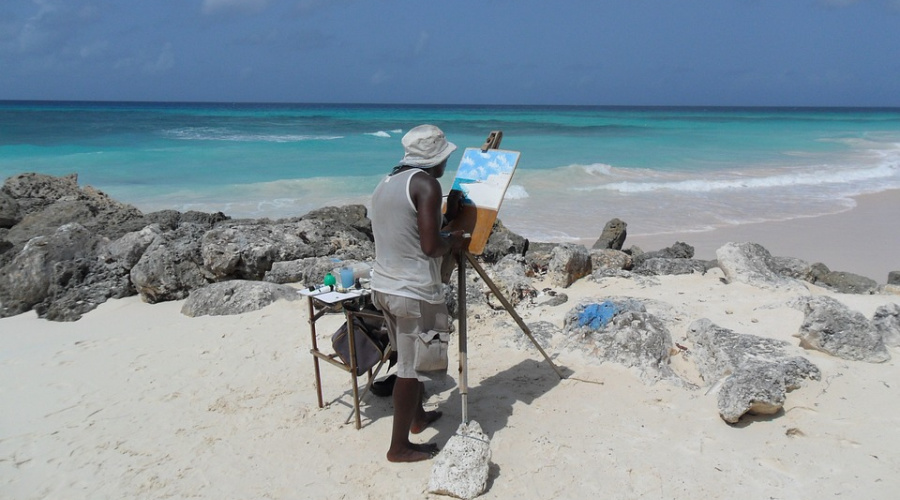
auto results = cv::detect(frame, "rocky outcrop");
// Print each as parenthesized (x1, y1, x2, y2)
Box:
(181, 281, 302, 317)
(0, 173, 383, 320)
(790, 296, 891, 362)
(686, 318, 821, 423)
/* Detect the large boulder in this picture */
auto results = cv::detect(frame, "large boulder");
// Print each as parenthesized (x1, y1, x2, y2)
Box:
(98, 225, 163, 271)
(767, 256, 815, 282)
(633, 257, 714, 276)
(479, 219, 528, 264)
(563, 298, 678, 382)
(130, 223, 214, 303)
(0, 223, 100, 315)
(872, 303, 900, 347)
(592, 217, 627, 250)
(811, 270, 879, 294)
(790, 296, 891, 363)
(888, 271, 900, 286)
(633, 241, 694, 264)
(547, 243, 591, 288)
(522, 241, 559, 277)
(590, 248, 632, 271)
(484, 254, 538, 307)
(717, 361, 788, 423)
(716, 242, 808, 292)
(3, 173, 145, 241)
(686, 318, 821, 423)
(428, 421, 491, 500)
(0, 223, 132, 321)
(0, 190, 19, 228)
(629, 241, 712, 276)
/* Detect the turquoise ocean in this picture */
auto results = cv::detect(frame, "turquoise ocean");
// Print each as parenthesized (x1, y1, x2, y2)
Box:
(2, 101, 899, 244)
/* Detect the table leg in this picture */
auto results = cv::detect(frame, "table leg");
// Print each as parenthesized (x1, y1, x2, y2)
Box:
(347, 310, 362, 429)
(308, 297, 324, 408)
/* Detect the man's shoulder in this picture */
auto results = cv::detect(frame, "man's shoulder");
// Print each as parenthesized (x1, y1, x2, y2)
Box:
(408, 169, 439, 193)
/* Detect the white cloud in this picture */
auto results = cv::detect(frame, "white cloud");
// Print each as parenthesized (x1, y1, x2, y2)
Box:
(202, 0, 268, 15)
(143, 43, 174, 74)
(16, 0, 59, 52)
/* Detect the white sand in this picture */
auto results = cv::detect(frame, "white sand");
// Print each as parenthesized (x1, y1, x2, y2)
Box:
(2, 202, 900, 498)
(2, 274, 899, 498)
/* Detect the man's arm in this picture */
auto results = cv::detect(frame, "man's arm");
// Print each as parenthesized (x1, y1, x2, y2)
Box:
(410, 173, 465, 257)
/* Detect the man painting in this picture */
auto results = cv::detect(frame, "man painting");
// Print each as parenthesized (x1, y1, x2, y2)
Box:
(370, 125, 467, 462)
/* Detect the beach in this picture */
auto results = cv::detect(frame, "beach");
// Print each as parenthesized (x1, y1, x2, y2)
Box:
(2, 200, 898, 499)
(625, 190, 900, 283)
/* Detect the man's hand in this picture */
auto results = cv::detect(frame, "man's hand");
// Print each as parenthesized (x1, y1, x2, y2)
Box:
(444, 229, 470, 255)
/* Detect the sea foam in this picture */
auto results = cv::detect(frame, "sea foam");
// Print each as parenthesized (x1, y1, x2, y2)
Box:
(593, 163, 899, 194)
(166, 127, 342, 142)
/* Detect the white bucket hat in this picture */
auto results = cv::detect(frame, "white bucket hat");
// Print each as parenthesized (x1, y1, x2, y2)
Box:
(398, 124, 457, 168)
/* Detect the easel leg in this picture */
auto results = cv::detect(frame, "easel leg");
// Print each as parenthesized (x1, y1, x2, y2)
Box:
(457, 251, 469, 424)
(464, 252, 566, 380)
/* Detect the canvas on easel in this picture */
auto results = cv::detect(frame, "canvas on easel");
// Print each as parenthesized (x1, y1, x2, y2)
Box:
(444, 147, 520, 255)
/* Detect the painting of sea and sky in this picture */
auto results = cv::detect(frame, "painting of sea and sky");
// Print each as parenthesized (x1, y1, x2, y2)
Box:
(451, 148, 521, 211)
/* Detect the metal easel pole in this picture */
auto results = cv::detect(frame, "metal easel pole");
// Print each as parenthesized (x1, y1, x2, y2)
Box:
(457, 249, 469, 424)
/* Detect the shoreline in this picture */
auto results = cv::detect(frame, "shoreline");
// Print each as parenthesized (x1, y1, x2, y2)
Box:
(619, 189, 900, 282)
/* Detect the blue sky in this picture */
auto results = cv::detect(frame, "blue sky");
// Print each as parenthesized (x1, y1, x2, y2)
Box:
(2, 0, 899, 106)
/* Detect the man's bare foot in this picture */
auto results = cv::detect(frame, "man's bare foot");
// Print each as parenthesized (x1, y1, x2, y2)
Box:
(411, 442, 439, 454)
(386, 444, 438, 463)
(411, 410, 442, 434)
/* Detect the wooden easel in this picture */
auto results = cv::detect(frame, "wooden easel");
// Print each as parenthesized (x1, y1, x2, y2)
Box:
(453, 131, 565, 425)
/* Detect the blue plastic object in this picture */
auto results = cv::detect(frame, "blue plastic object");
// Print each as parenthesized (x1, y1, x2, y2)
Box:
(577, 301, 619, 329)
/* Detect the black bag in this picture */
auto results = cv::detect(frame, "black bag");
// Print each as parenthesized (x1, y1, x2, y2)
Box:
(331, 316, 388, 377)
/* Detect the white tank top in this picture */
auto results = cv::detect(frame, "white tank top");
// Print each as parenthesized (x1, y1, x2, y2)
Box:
(370, 168, 443, 303)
